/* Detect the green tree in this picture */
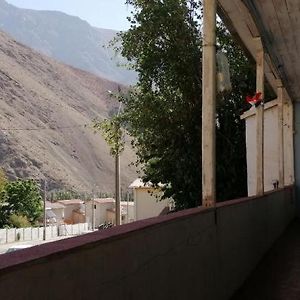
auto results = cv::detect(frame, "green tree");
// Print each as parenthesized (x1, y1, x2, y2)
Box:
(0, 169, 8, 226)
(1, 180, 42, 227)
(8, 214, 31, 228)
(0, 168, 7, 193)
(111, 0, 256, 209)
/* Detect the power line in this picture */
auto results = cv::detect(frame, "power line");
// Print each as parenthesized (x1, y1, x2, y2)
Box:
(0, 123, 92, 132)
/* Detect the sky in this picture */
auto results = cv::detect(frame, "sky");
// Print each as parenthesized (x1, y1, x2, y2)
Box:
(6, 0, 131, 31)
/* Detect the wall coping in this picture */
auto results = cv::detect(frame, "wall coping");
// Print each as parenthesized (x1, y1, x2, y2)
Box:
(0, 186, 293, 275)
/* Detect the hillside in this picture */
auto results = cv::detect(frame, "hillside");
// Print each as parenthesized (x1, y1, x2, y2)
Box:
(0, 0, 136, 85)
(0, 30, 137, 193)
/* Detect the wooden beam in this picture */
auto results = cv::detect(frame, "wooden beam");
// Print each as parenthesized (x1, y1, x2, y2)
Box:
(277, 80, 284, 188)
(202, 0, 217, 207)
(256, 47, 264, 195)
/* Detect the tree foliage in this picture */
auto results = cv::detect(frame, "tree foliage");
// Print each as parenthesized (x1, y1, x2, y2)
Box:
(0, 168, 7, 193)
(0, 180, 42, 227)
(8, 214, 31, 228)
(94, 118, 125, 156)
(111, 0, 256, 209)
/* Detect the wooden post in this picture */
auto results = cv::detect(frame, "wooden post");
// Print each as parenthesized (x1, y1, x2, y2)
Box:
(202, 0, 217, 207)
(277, 80, 284, 188)
(256, 48, 264, 195)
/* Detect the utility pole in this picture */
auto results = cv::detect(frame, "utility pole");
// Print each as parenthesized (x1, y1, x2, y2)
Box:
(115, 152, 121, 225)
(92, 194, 96, 231)
(43, 179, 47, 241)
(127, 192, 129, 224)
(115, 103, 122, 226)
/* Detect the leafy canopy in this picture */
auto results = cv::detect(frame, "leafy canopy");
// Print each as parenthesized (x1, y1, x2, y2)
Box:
(0, 180, 42, 227)
(111, 0, 256, 209)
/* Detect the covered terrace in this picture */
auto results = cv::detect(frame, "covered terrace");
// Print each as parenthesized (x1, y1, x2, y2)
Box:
(0, 1, 300, 299)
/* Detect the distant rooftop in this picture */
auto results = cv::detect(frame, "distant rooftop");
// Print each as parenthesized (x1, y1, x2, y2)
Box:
(45, 201, 65, 210)
(93, 198, 115, 204)
(129, 178, 165, 189)
(57, 199, 83, 205)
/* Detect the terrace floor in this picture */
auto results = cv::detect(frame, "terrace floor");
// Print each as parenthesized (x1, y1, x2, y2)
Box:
(231, 219, 300, 300)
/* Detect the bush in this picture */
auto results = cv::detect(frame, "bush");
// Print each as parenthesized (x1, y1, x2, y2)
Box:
(9, 214, 31, 228)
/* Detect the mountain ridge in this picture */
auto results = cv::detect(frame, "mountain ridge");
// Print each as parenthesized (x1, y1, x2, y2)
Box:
(0, 29, 137, 193)
(0, 0, 136, 85)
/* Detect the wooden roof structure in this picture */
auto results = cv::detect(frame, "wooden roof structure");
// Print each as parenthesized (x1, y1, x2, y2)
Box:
(218, 0, 300, 101)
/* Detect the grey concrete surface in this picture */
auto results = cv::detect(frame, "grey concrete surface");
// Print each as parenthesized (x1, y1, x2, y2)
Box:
(0, 187, 295, 300)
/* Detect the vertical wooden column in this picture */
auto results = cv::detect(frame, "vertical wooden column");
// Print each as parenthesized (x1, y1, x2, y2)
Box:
(256, 48, 264, 195)
(277, 79, 284, 188)
(202, 0, 217, 207)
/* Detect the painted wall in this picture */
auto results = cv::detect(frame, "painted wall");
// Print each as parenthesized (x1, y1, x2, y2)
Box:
(242, 98, 294, 196)
(0, 188, 295, 300)
(51, 208, 64, 223)
(86, 201, 115, 227)
(121, 202, 135, 223)
(134, 188, 170, 220)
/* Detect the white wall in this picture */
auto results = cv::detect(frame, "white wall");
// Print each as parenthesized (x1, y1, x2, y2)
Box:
(0, 223, 89, 244)
(52, 208, 64, 223)
(242, 98, 294, 196)
(134, 188, 170, 221)
(86, 201, 115, 227)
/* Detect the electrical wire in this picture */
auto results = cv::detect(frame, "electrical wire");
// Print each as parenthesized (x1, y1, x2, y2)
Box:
(0, 123, 93, 132)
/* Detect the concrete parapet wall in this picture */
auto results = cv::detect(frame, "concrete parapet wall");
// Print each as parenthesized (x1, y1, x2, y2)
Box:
(0, 187, 295, 300)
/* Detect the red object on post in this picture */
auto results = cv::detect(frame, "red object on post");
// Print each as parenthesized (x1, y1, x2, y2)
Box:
(246, 92, 262, 106)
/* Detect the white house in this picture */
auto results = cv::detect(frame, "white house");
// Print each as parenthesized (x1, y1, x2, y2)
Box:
(129, 178, 172, 221)
(57, 199, 85, 224)
(45, 201, 65, 224)
(86, 198, 135, 228)
(85, 198, 115, 228)
(106, 201, 135, 225)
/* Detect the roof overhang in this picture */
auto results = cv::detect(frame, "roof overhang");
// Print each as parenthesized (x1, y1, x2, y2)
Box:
(217, 0, 299, 102)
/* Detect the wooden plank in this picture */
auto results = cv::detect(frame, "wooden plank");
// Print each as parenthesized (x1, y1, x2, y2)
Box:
(202, 0, 217, 207)
(257, 0, 300, 100)
(256, 48, 264, 195)
(283, 93, 295, 185)
(217, 1, 278, 94)
(241, 100, 278, 120)
(271, 0, 300, 99)
(277, 80, 284, 188)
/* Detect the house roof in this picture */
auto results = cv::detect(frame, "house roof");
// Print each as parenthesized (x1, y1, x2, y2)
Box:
(217, 0, 300, 102)
(129, 178, 166, 189)
(129, 178, 151, 189)
(94, 198, 115, 204)
(57, 199, 83, 205)
(45, 201, 65, 209)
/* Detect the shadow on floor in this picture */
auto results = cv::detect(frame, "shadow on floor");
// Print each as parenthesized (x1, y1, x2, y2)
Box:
(231, 219, 300, 300)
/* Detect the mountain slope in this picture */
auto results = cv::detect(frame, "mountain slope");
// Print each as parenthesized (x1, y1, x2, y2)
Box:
(0, 0, 136, 85)
(0, 30, 137, 193)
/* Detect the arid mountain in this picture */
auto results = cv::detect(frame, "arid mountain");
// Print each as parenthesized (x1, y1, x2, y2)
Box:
(0, 0, 136, 85)
(0, 30, 137, 193)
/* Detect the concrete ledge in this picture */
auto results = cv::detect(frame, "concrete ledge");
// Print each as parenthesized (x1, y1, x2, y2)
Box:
(0, 186, 295, 300)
